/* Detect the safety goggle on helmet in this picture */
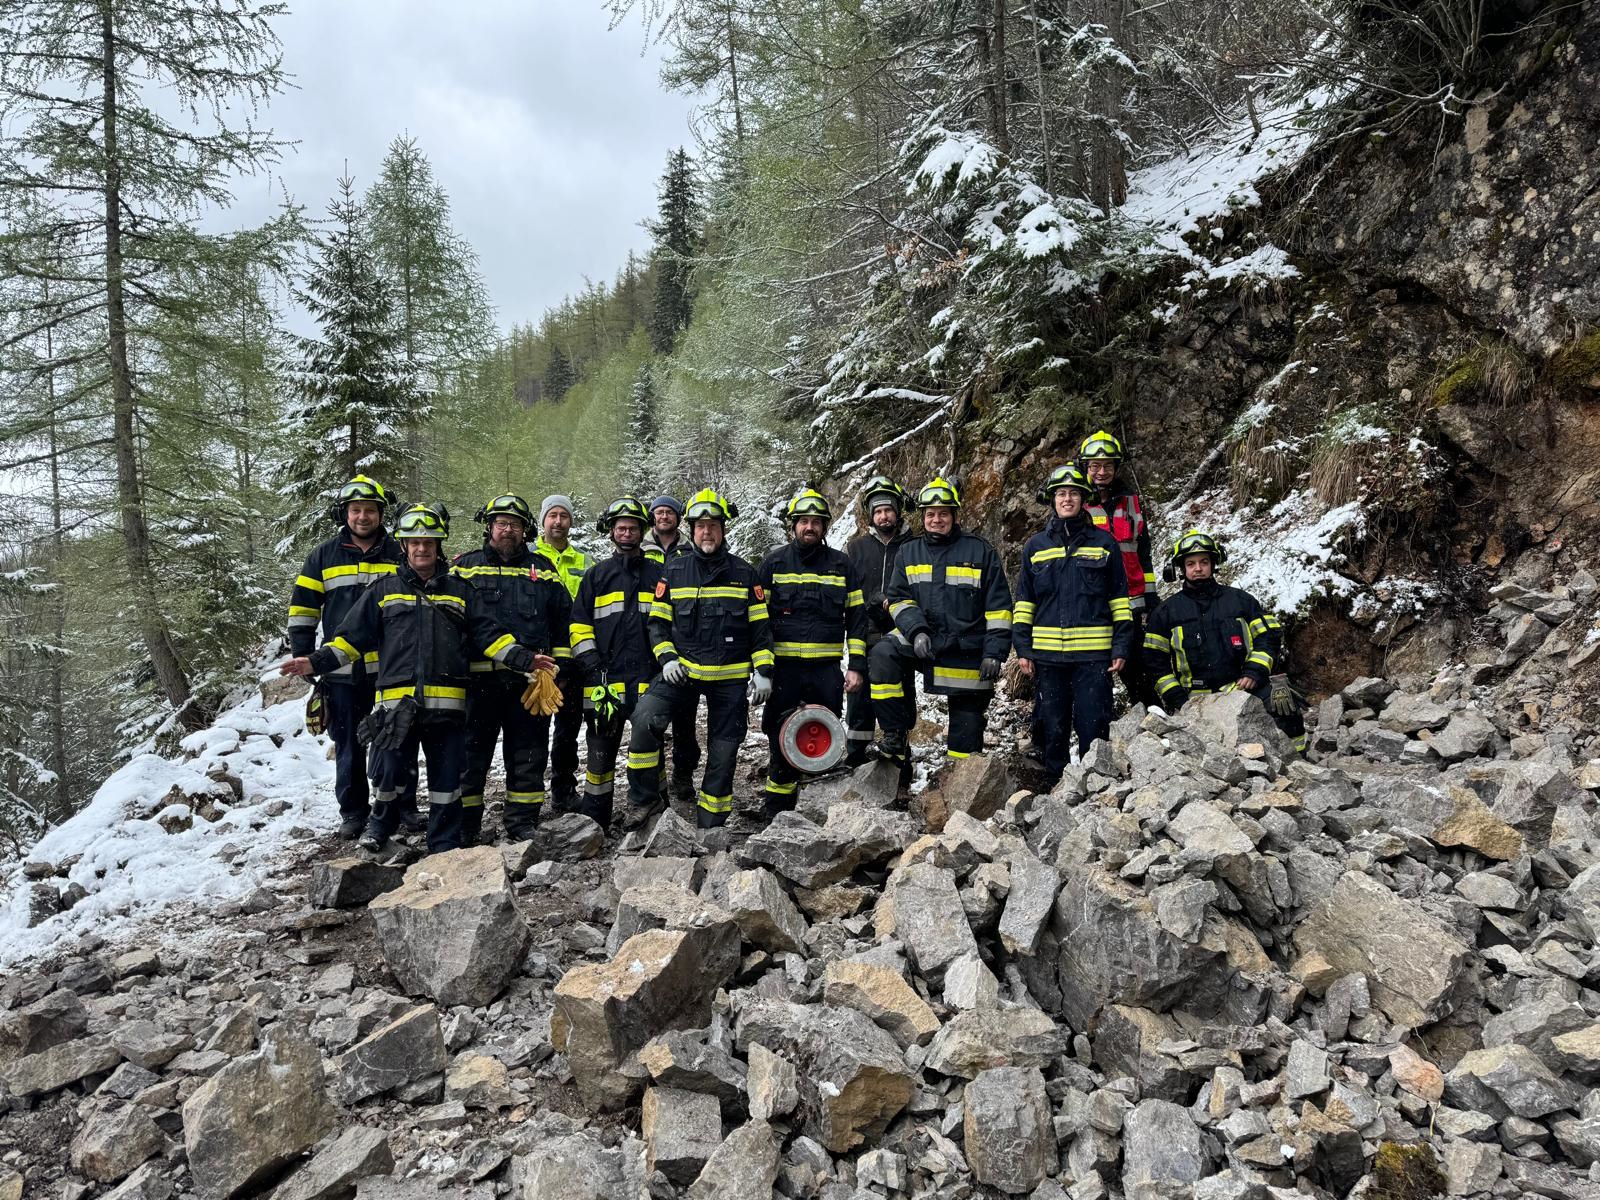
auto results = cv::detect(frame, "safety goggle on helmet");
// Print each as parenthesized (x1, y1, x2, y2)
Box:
(395, 504, 450, 540)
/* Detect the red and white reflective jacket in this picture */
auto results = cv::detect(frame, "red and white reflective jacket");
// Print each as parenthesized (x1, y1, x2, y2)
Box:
(1086, 491, 1157, 610)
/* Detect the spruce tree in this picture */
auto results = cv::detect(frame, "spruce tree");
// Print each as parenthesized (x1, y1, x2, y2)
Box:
(622, 363, 659, 493)
(648, 148, 702, 354)
(277, 175, 418, 555)
(543, 346, 577, 403)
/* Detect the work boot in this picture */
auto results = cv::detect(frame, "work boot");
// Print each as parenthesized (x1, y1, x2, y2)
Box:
(844, 745, 873, 768)
(549, 778, 578, 814)
(356, 829, 387, 854)
(337, 815, 366, 839)
(623, 797, 665, 832)
(575, 796, 613, 830)
(695, 806, 728, 830)
(502, 809, 540, 843)
(668, 771, 695, 805)
(397, 806, 426, 833)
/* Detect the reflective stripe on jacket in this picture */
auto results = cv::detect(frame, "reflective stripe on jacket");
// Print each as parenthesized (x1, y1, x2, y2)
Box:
(570, 551, 663, 687)
(886, 526, 1013, 680)
(1013, 515, 1134, 664)
(452, 542, 573, 672)
(1143, 581, 1279, 705)
(648, 547, 776, 684)
(1086, 491, 1156, 607)
(757, 540, 870, 673)
(286, 529, 402, 681)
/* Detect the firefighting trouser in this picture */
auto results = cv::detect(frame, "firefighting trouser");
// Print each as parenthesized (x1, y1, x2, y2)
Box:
(761, 660, 843, 816)
(868, 638, 991, 761)
(1034, 660, 1114, 786)
(627, 678, 746, 828)
(845, 640, 916, 761)
(369, 714, 466, 853)
(327, 677, 416, 822)
(546, 672, 583, 809)
(577, 680, 650, 830)
(461, 674, 550, 843)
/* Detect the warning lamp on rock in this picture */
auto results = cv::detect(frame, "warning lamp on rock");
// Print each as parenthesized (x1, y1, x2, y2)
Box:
(777, 705, 847, 774)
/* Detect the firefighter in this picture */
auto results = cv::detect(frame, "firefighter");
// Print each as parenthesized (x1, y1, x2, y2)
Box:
(285, 475, 420, 839)
(1078, 430, 1159, 706)
(281, 504, 550, 853)
(569, 496, 662, 828)
(453, 494, 574, 842)
(641, 493, 701, 800)
(625, 488, 775, 829)
(867, 477, 1012, 773)
(844, 476, 916, 766)
(756, 488, 870, 816)
(1013, 464, 1134, 785)
(1143, 530, 1304, 752)
(533, 495, 590, 812)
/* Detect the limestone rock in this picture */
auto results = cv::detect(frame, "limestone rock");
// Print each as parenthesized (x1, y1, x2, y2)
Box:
(998, 851, 1059, 956)
(923, 1006, 1066, 1079)
(938, 753, 1015, 823)
(746, 1042, 798, 1121)
(1428, 711, 1496, 760)
(821, 959, 940, 1048)
(1389, 1045, 1445, 1101)
(0, 1034, 119, 1097)
(553, 925, 740, 1111)
(308, 858, 404, 909)
(368, 847, 530, 1007)
(70, 1103, 167, 1183)
(1186, 692, 1293, 758)
(1444, 1044, 1575, 1119)
(606, 882, 734, 955)
(507, 1134, 625, 1200)
(331, 1005, 446, 1105)
(943, 950, 1001, 1010)
(735, 999, 914, 1154)
(99, 1163, 174, 1200)
(183, 1024, 336, 1200)
(637, 1029, 747, 1103)
(1293, 872, 1468, 1027)
(1123, 1099, 1206, 1200)
(271, 1126, 394, 1200)
(531, 813, 605, 861)
(444, 1053, 515, 1109)
(643, 1086, 723, 1184)
(687, 1120, 780, 1200)
(880, 862, 978, 984)
(964, 1066, 1055, 1194)
(725, 867, 809, 954)
(739, 811, 859, 888)
(613, 855, 700, 894)
(113, 1021, 190, 1070)
(0, 989, 87, 1066)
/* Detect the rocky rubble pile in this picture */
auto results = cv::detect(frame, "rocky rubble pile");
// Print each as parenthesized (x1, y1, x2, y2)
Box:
(5, 654, 1600, 1200)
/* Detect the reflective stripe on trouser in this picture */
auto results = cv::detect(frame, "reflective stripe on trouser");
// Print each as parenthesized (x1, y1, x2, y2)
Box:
(546, 673, 583, 805)
(762, 660, 843, 812)
(1035, 660, 1115, 784)
(1115, 610, 1158, 708)
(461, 676, 551, 842)
(627, 678, 747, 826)
(579, 685, 646, 828)
(369, 715, 466, 853)
(846, 651, 916, 751)
(325, 677, 417, 821)
(868, 638, 990, 759)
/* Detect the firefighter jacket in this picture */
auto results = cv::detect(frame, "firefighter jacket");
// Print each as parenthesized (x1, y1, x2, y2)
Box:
(648, 545, 777, 684)
(1143, 579, 1281, 707)
(757, 540, 870, 674)
(286, 528, 402, 682)
(1014, 514, 1135, 664)
(847, 528, 912, 645)
(887, 525, 1012, 691)
(452, 541, 573, 674)
(308, 562, 534, 714)
(642, 529, 690, 564)
(570, 551, 663, 687)
(534, 537, 591, 600)
(1086, 489, 1157, 609)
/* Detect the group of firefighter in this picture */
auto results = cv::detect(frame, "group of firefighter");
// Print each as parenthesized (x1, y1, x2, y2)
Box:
(280, 431, 1304, 854)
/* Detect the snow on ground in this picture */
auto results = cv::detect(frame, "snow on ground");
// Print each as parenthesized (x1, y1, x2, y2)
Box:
(0, 688, 337, 968)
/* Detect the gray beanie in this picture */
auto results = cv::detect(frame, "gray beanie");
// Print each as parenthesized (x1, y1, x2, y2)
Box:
(539, 494, 575, 523)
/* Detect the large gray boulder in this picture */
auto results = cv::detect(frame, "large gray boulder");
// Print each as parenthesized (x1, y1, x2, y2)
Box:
(964, 1066, 1055, 1194)
(368, 847, 529, 1007)
(1123, 1099, 1206, 1200)
(878, 862, 978, 985)
(271, 1126, 394, 1200)
(330, 1005, 446, 1105)
(182, 1024, 336, 1200)
(0, 990, 88, 1066)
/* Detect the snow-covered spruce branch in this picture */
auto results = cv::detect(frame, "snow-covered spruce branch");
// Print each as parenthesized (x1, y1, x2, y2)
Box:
(832, 405, 951, 477)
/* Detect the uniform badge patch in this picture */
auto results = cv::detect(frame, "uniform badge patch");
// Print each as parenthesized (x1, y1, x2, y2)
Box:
(753, 584, 765, 602)
(528, 566, 539, 582)
(655, 579, 669, 598)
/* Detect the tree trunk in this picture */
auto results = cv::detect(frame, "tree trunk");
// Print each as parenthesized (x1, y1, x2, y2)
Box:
(990, 0, 1010, 155)
(44, 282, 70, 826)
(1028, 0, 1053, 193)
(101, 4, 196, 725)
(724, 0, 745, 147)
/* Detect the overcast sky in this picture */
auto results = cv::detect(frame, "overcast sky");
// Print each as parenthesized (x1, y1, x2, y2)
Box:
(232, 2, 698, 332)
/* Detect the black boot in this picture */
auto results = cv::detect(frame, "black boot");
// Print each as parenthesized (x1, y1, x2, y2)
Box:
(668, 771, 695, 805)
(397, 805, 426, 833)
(695, 806, 728, 830)
(501, 806, 540, 843)
(337, 815, 366, 839)
(622, 797, 664, 831)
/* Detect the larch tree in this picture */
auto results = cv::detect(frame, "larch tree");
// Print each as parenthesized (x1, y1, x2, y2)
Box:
(648, 147, 702, 354)
(0, 0, 296, 727)
(276, 175, 417, 556)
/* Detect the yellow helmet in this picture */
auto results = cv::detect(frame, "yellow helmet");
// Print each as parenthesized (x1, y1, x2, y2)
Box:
(915, 477, 962, 510)
(1077, 430, 1125, 462)
(684, 487, 738, 522)
(395, 503, 450, 541)
(785, 488, 832, 524)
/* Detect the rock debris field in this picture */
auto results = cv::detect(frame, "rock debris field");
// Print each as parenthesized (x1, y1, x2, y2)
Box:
(5, 587, 1600, 1199)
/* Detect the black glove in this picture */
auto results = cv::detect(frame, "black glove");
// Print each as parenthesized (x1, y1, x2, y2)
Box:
(912, 632, 934, 661)
(980, 657, 1002, 682)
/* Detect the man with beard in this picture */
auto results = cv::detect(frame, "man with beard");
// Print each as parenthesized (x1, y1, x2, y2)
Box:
(533, 495, 590, 812)
(641, 493, 700, 799)
(625, 488, 775, 829)
(453, 494, 574, 842)
(755, 488, 869, 816)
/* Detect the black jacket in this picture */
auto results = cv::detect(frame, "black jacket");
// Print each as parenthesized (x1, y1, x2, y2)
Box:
(757, 540, 870, 674)
(1143, 579, 1280, 708)
(452, 541, 573, 675)
(846, 527, 912, 644)
(309, 562, 533, 714)
(1014, 514, 1135, 664)
(570, 551, 664, 687)
(286, 528, 402, 682)
(887, 524, 1012, 692)
(648, 545, 777, 684)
